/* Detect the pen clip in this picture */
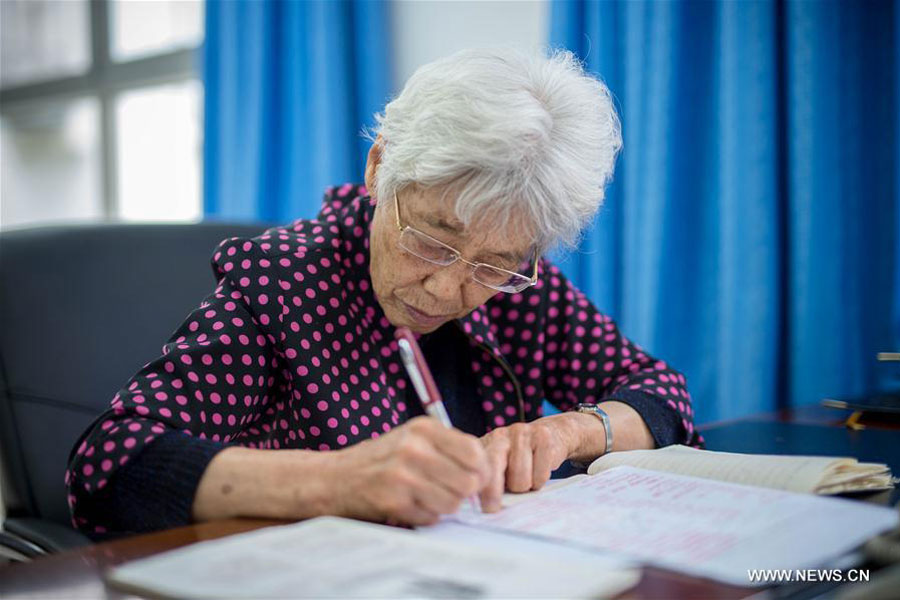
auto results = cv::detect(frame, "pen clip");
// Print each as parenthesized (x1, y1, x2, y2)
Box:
(395, 327, 443, 405)
(397, 339, 433, 407)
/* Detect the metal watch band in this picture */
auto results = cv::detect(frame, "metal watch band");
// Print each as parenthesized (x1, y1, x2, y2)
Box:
(574, 403, 613, 458)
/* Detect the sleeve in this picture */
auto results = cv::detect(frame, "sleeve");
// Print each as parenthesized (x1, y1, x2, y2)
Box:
(537, 260, 703, 448)
(66, 237, 288, 536)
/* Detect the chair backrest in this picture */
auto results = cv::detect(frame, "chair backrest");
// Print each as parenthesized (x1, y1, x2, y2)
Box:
(0, 223, 269, 526)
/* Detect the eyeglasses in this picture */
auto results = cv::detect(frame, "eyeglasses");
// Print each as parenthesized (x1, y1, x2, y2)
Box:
(393, 190, 539, 294)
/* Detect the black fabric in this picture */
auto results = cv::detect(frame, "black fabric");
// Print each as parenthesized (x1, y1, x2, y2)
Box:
(409, 324, 487, 437)
(84, 431, 225, 538)
(605, 389, 685, 449)
(407, 325, 681, 448)
(0, 223, 268, 529)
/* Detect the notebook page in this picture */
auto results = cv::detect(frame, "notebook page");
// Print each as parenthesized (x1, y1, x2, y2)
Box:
(452, 466, 898, 586)
(586, 445, 850, 492)
(501, 474, 588, 507)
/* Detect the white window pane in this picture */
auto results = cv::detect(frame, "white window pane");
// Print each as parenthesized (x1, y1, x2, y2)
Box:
(1, 98, 103, 229)
(0, 0, 91, 88)
(110, 0, 204, 62)
(115, 80, 203, 222)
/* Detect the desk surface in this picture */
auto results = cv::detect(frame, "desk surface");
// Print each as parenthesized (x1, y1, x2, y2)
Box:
(2, 405, 897, 600)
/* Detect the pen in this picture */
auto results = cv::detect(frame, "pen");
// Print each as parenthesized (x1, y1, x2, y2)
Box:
(394, 326, 482, 514)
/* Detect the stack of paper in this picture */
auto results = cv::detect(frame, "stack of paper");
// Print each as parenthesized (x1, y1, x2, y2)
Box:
(107, 517, 640, 599)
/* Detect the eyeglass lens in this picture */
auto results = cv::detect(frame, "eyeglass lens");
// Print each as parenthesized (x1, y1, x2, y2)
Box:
(398, 228, 531, 292)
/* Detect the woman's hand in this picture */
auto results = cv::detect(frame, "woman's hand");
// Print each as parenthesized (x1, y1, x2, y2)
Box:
(326, 416, 492, 526)
(193, 405, 651, 525)
(477, 415, 573, 512)
(477, 402, 657, 512)
(193, 416, 491, 527)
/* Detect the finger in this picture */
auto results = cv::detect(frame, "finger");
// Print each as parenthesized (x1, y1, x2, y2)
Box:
(408, 474, 464, 517)
(404, 497, 441, 527)
(385, 467, 460, 522)
(530, 426, 558, 490)
(531, 445, 555, 491)
(397, 432, 483, 502)
(505, 428, 534, 493)
(412, 443, 484, 500)
(414, 418, 491, 482)
(479, 439, 509, 512)
(389, 502, 440, 528)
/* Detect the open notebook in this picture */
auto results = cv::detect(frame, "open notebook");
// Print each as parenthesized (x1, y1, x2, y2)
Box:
(583, 445, 895, 494)
(441, 466, 898, 586)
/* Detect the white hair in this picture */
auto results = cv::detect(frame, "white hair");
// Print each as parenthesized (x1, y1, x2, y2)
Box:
(368, 47, 622, 250)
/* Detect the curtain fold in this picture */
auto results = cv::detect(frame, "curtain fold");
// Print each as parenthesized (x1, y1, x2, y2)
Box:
(203, 0, 391, 222)
(551, 0, 897, 423)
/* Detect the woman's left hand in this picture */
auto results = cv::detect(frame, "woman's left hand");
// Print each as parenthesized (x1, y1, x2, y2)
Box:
(478, 402, 656, 513)
(478, 413, 582, 512)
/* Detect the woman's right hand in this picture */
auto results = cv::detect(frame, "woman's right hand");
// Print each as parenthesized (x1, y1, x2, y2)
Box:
(324, 416, 492, 526)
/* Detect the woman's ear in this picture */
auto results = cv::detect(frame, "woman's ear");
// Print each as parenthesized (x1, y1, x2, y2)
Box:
(364, 136, 383, 200)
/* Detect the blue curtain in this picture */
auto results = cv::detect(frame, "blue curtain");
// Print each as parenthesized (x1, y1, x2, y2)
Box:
(203, 0, 392, 222)
(551, 0, 897, 424)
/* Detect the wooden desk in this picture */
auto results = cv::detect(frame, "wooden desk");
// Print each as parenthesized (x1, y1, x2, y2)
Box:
(2, 405, 896, 599)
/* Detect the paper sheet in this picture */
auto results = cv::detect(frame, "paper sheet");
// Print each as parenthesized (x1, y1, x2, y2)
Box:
(420, 513, 635, 570)
(107, 517, 640, 599)
(451, 466, 898, 586)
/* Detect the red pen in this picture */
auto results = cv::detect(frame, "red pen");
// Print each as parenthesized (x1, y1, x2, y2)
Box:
(394, 326, 482, 513)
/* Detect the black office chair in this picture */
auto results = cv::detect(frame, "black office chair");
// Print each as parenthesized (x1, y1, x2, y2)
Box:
(0, 222, 269, 559)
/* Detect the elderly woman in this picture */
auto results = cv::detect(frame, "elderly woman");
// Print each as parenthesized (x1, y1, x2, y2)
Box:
(67, 48, 700, 536)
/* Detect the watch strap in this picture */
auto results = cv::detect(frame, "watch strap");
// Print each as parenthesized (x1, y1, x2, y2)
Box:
(571, 403, 613, 468)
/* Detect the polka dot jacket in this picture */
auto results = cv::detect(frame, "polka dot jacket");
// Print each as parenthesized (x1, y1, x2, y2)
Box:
(67, 183, 703, 535)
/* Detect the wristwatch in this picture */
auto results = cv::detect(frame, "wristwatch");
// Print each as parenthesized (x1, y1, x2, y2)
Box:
(574, 403, 613, 459)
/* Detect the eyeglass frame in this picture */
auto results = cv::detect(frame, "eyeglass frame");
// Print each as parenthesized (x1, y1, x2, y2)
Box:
(392, 189, 539, 293)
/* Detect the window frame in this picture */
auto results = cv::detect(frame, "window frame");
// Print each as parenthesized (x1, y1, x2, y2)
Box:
(0, 0, 202, 220)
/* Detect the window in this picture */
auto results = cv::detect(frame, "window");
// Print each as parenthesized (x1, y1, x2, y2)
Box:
(0, 0, 204, 229)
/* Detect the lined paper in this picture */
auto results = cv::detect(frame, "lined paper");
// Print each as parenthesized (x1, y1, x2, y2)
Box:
(452, 466, 898, 585)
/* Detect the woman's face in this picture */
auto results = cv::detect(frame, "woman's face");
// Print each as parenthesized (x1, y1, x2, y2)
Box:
(368, 183, 534, 335)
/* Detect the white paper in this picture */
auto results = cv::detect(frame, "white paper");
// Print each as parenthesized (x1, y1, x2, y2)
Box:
(452, 466, 899, 586)
(107, 516, 640, 599)
(420, 516, 636, 571)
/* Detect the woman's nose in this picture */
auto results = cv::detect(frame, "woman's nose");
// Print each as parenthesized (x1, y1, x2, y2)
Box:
(421, 260, 470, 301)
